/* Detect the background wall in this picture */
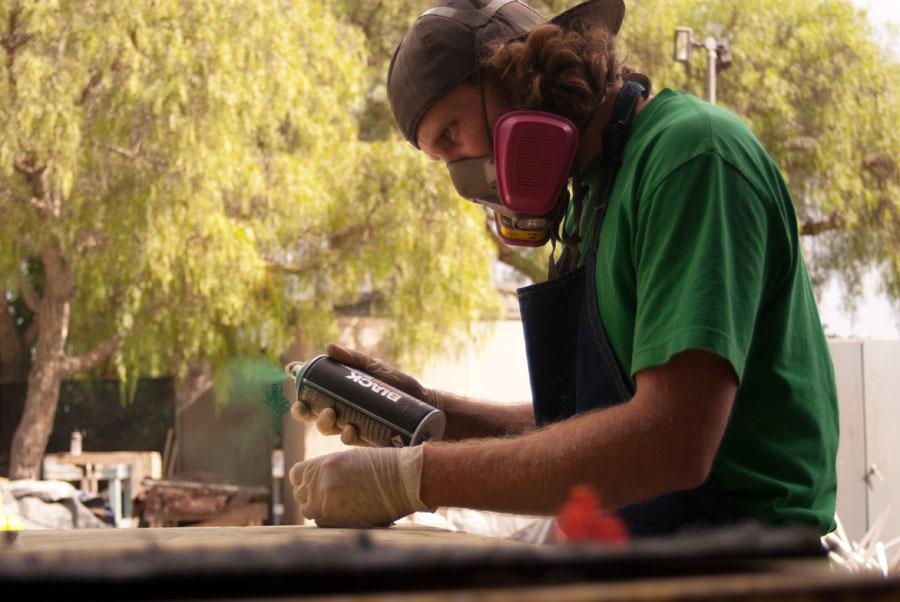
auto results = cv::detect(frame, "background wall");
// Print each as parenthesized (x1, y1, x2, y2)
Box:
(831, 340, 900, 543)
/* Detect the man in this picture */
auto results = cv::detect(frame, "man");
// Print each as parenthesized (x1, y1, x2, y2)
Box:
(289, 0, 839, 537)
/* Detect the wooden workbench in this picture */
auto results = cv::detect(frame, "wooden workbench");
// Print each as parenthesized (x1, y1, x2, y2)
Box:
(44, 451, 162, 498)
(2, 524, 898, 600)
(11, 523, 515, 552)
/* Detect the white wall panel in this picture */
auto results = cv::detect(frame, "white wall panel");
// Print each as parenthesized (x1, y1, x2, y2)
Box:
(829, 340, 867, 541)
(863, 341, 900, 543)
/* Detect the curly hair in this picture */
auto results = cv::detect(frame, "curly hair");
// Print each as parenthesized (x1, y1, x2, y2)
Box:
(480, 21, 632, 127)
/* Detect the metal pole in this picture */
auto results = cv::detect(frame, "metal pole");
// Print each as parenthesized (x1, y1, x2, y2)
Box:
(705, 36, 718, 104)
(271, 449, 284, 526)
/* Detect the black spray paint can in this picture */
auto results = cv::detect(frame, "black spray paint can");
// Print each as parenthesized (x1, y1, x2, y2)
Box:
(285, 355, 445, 447)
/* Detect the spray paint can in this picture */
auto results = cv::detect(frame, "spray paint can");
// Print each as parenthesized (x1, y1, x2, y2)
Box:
(285, 356, 445, 447)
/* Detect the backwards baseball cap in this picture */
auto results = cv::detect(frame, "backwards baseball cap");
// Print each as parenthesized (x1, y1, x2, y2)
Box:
(387, 0, 626, 147)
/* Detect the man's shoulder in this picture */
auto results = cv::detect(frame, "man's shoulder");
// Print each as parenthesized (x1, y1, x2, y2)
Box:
(626, 89, 780, 198)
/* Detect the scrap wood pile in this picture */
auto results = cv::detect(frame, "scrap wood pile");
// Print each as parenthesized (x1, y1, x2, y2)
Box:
(137, 472, 269, 527)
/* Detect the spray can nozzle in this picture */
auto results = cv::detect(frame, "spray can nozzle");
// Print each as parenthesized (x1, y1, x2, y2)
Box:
(285, 361, 305, 380)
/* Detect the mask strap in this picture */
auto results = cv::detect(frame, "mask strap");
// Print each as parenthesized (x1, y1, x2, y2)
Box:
(473, 35, 494, 156)
(547, 237, 559, 280)
(546, 178, 582, 278)
(563, 82, 618, 249)
(561, 177, 584, 274)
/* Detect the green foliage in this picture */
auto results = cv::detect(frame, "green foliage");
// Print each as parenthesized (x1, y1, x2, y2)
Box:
(620, 0, 899, 302)
(326, 140, 499, 366)
(0, 0, 500, 388)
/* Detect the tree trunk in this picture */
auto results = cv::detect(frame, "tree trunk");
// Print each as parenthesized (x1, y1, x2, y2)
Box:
(172, 358, 214, 477)
(0, 293, 26, 383)
(174, 358, 213, 416)
(8, 242, 73, 480)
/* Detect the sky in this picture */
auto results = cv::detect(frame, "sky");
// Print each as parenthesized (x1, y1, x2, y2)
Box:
(815, 0, 899, 339)
(854, 0, 900, 40)
(854, 0, 900, 56)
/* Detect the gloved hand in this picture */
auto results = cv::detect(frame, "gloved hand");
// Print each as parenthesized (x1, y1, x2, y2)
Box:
(289, 445, 430, 527)
(290, 343, 443, 446)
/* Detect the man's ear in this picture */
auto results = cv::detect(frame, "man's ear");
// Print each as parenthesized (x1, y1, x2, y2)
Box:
(481, 78, 513, 122)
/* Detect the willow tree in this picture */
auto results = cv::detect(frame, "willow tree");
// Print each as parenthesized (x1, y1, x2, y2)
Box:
(0, 0, 498, 478)
(621, 0, 899, 302)
(275, 138, 499, 365)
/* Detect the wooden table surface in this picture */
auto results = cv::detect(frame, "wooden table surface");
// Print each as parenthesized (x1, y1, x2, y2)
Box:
(11, 523, 522, 552)
(4, 525, 898, 601)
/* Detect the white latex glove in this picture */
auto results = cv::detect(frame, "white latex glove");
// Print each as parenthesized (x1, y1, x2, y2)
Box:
(289, 343, 443, 447)
(289, 445, 430, 527)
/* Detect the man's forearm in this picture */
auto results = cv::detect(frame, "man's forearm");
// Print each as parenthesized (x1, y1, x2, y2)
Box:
(420, 351, 737, 516)
(420, 402, 693, 515)
(435, 391, 535, 441)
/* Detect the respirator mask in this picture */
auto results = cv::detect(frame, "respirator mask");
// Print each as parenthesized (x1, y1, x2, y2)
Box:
(447, 109, 579, 247)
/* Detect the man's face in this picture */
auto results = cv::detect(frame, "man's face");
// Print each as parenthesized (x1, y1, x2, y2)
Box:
(416, 81, 507, 164)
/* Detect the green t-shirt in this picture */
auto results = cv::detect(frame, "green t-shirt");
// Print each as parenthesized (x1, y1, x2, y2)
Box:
(571, 88, 839, 533)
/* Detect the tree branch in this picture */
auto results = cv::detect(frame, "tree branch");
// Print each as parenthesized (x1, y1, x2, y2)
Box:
(18, 274, 41, 313)
(102, 141, 142, 160)
(334, 291, 384, 316)
(78, 67, 102, 105)
(14, 154, 60, 217)
(263, 219, 377, 277)
(23, 317, 38, 348)
(358, 0, 386, 39)
(863, 152, 897, 185)
(1, 5, 31, 87)
(175, 358, 213, 414)
(800, 212, 843, 236)
(329, 223, 373, 249)
(264, 255, 316, 276)
(60, 333, 125, 378)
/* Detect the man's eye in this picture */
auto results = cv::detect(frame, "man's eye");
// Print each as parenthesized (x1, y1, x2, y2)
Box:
(441, 127, 453, 142)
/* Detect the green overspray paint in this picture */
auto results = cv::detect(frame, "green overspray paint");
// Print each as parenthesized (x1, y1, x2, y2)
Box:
(265, 382, 291, 434)
(216, 356, 292, 434)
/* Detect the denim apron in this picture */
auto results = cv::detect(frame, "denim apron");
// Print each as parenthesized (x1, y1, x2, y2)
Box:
(517, 82, 750, 537)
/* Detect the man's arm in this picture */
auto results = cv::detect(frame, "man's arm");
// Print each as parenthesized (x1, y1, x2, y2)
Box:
(435, 392, 535, 440)
(420, 349, 737, 514)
